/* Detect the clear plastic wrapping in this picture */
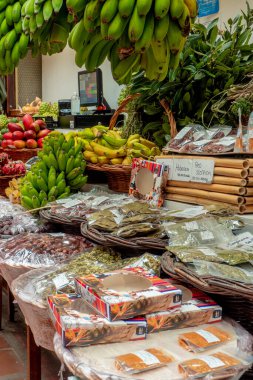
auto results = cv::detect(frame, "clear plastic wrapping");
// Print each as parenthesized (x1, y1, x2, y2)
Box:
(192, 261, 253, 284)
(165, 125, 206, 152)
(164, 217, 234, 247)
(178, 352, 248, 379)
(32, 249, 161, 303)
(115, 348, 175, 374)
(0, 214, 50, 237)
(169, 246, 253, 266)
(0, 233, 92, 268)
(178, 326, 232, 353)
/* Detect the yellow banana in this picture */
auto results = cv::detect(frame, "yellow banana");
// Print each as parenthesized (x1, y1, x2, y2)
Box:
(132, 142, 151, 156)
(127, 134, 140, 142)
(183, 0, 198, 18)
(110, 158, 124, 164)
(90, 141, 126, 158)
(127, 138, 140, 148)
(97, 156, 110, 164)
(82, 139, 94, 152)
(83, 151, 98, 161)
(122, 156, 132, 165)
(139, 137, 156, 149)
(103, 134, 126, 147)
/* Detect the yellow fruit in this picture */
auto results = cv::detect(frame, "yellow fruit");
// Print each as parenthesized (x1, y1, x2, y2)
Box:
(139, 137, 156, 149)
(122, 156, 132, 165)
(82, 139, 94, 152)
(110, 158, 124, 165)
(127, 138, 140, 148)
(90, 156, 98, 164)
(127, 134, 140, 142)
(91, 126, 102, 137)
(83, 151, 98, 161)
(97, 156, 110, 164)
(90, 141, 126, 158)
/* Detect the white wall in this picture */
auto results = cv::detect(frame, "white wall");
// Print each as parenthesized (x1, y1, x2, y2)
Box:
(42, 48, 122, 109)
(42, 0, 251, 105)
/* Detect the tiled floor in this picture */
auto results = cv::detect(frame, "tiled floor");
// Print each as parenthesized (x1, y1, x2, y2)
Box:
(0, 290, 70, 380)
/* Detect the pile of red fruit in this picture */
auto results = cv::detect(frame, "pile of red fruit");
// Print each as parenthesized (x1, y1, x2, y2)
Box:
(0, 152, 26, 176)
(1, 114, 51, 149)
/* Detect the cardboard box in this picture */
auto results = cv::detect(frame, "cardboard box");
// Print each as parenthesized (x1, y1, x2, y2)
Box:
(48, 294, 147, 347)
(146, 286, 222, 334)
(75, 267, 182, 321)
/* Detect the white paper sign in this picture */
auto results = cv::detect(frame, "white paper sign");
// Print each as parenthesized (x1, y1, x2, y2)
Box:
(191, 159, 215, 184)
(156, 158, 214, 183)
(171, 159, 192, 182)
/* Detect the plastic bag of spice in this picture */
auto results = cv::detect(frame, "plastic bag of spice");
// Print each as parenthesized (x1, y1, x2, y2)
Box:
(115, 347, 175, 374)
(178, 352, 249, 379)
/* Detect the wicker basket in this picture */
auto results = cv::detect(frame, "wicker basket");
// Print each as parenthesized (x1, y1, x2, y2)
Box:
(0, 174, 23, 196)
(0, 148, 40, 162)
(81, 223, 168, 253)
(40, 209, 83, 234)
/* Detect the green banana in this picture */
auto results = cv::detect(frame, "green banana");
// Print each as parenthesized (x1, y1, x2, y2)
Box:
(25, 0, 35, 17)
(66, 0, 85, 13)
(57, 187, 70, 199)
(37, 176, 48, 192)
(58, 150, 67, 171)
(56, 179, 66, 194)
(154, 0, 170, 19)
(135, 13, 154, 52)
(136, 0, 152, 17)
(154, 14, 170, 42)
(21, 195, 33, 209)
(178, 3, 190, 36)
(43, 0, 53, 21)
(14, 20, 22, 33)
(4, 29, 17, 50)
(167, 19, 185, 54)
(48, 185, 58, 199)
(29, 14, 37, 33)
(170, 0, 184, 19)
(0, 0, 7, 12)
(113, 53, 140, 83)
(49, 152, 58, 170)
(5, 50, 12, 69)
(102, 134, 126, 147)
(35, 10, 44, 27)
(11, 41, 20, 65)
(48, 166, 56, 189)
(0, 37, 5, 57)
(118, 0, 135, 18)
(70, 20, 87, 51)
(85, 0, 101, 21)
(0, 11, 5, 26)
(19, 33, 29, 55)
(12, 2, 21, 22)
(66, 156, 75, 174)
(107, 12, 128, 41)
(69, 175, 87, 188)
(101, 22, 109, 39)
(32, 195, 41, 209)
(66, 167, 82, 181)
(85, 40, 112, 72)
(5, 5, 13, 26)
(128, 5, 146, 42)
(52, 0, 62, 12)
(39, 190, 47, 202)
(83, 7, 96, 32)
(80, 32, 103, 66)
(1, 19, 10, 36)
(100, 0, 118, 24)
(56, 171, 65, 185)
(33, 1, 41, 13)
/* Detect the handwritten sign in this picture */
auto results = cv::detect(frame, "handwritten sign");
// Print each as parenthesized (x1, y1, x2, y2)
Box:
(156, 158, 214, 184)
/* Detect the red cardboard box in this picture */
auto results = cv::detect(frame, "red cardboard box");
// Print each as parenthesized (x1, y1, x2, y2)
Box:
(75, 267, 182, 322)
(48, 294, 147, 347)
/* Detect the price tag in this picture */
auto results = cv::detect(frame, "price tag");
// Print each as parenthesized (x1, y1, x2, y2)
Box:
(169, 206, 206, 218)
(200, 355, 224, 369)
(191, 159, 215, 184)
(230, 232, 253, 247)
(171, 159, 192, 182)
(52, 273, 69, 290)
(156, 158, 174, 180)
(63, 199, 82, 208)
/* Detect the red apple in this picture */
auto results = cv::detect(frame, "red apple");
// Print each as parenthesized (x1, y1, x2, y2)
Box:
(35, 119, 46, 129)
(26, 139, 38, 149)
(2, 140, 15, 148)
(24, 130, 36, 140)
(3, 132, 13, 140)
(37, 137, 44, 148)
(23, 114, 34, 130)
(37, 129, 51, 139)
(12, 131, 24, 140)
(13, 140, 26, 149)
(28, 122, 40, 133)
(8, 123, 24, 133)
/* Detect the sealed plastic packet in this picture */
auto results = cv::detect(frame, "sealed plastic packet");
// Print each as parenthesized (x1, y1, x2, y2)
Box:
(178, 326, 231, 352)
(178, 352, 249, 379)
(115, 348, 175, 374)
(164, 124, 206, 152)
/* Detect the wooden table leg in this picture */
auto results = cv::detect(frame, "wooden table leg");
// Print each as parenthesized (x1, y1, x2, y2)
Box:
(0, 275, 3, 330)
(27, 325, 41, 380)
(7, 286, 15, 322)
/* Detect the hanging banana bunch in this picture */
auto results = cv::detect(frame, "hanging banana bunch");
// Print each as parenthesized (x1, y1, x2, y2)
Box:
(69, 0, 198, 83)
